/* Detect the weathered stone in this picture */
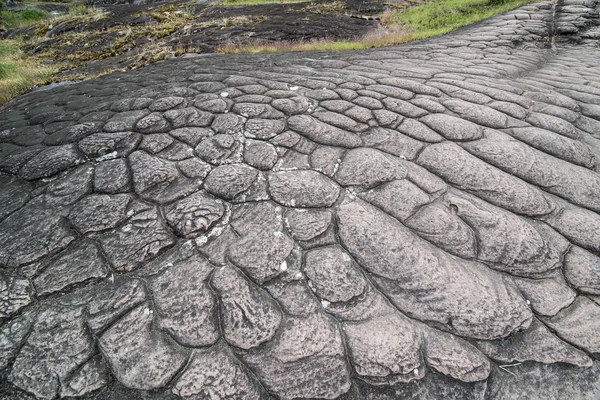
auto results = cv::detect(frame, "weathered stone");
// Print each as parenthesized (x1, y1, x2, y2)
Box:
(563, 246, 600, 295)
(286, 209, 332, 242)
(337, 200, 532, 340)
(335, 148, 407, 187)
(404, 204, 477, 259)
(513, 271, 576, 317)
(287, 115, 362, 148)
(245, 118, 286, 139)
(87, 278, 146, 333)
(476, 318, 592, 367)
(243, 139, 278, 170)
(79, 131, 140, 158)
(304, 246, 366, 303)
(542, 296, 600, 356)
(103, 110, 150, 132)
(243, 311, 351, 399)
(195, 134, 243, 165)
(204, 164, 258, 200)
(98, 204, 176, 271)
(135, 112, 171, 133)
(139, 133, 174, 153)
(486, 361, 600, 400)
(33, 240, 109, 296)
(19, 144, 80, 180)
(164, 107, 213, 128)
(361, 179, 430, 221)
(0, 202, 76, 268)
(211, 113, 245, 135)
(419, 113, 483, 141)
(99, 303, 187, 390)
(422, 327, 491, 382)
(417, 142, 554, 216)
(60, 355, 110, 398)
(268, 170, 340, 207)
(0, 175, 32, 220)
(169, 127, 212, 147)
(150, 253, 219, 347)
(0, 312, 35, 370)
(212, 265, 282, 349)
(94, 158, 130, 193)
(129, 150, 201, 203)
(361, 127, 424, 160)
(173, 345, 262, 400)
(163, 191, 224, 238)
(0, 272, 34, 318)
(344, 313, 424, 385)
(9, 306, 94, 399)
(69, 194, 131, 234)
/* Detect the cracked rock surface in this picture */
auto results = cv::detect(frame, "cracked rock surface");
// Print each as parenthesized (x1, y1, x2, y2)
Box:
(1, 2, 600, 399)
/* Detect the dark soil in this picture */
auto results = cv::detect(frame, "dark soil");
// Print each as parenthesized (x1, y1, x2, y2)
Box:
(2, 0, 413, 79)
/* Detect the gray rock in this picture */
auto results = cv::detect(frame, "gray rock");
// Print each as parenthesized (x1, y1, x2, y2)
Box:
(98, 204, 176, 272)
(243, 311, 351, 400)
(204, 164, 259, 200)
(212, 265, 282, 350)
(335, 148, 407, 187)
(476, 318, 592, 367)
(68, 194, 131, 234)
(245, 118, 285, 139)
(103, 110, 150, 132)
(287, 115, 362, 148)
(94, 158, 131, 193)
(173, 345, 262, 400)
(0, 272, 34, 318)
(563, 246, 600, 295)
(419, 113, 483, 141)
(286, 209, 332, 242)
(542, 296, 600, 356)
(60, 355, 110, 398)
(33, 240, 109, 296)
(163, 191, 224, 238)
(79, 131, 141, 158)
(19, 144, 80, 180)
(337, 200, 532, 340)
(268, 170, 340, 207)
(243, 139, 278, 170)
(195, 134, 243, 165)
(164, 107, 213, 128)
(361, 179, 431, 221)
(99, 303, 187, 390)
(150, 253, 219, 347)
(9, 305, 94, 399)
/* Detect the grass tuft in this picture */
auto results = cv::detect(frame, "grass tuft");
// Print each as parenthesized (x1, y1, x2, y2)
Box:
(391, 0, 536, 38)
(0, 40, 55, 105)
(1, 8, 48, 29)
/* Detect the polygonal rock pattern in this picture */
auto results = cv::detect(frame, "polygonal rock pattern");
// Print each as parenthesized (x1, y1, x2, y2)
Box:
(1, 1, 600, 398)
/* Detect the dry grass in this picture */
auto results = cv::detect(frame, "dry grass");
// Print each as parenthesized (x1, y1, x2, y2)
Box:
(217, 27, 416, 53)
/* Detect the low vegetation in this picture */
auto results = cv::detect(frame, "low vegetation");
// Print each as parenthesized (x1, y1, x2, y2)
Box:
(0, 39, 55, 104)
(218, 0, 309, 6)
(219, 0, 536, 53)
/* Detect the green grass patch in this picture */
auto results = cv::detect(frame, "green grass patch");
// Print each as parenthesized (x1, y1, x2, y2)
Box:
(392, 0, 535, 38)
(0, 40, 55, 105)
(1, 8, 49, 29)
(217, 0, 310, 6)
